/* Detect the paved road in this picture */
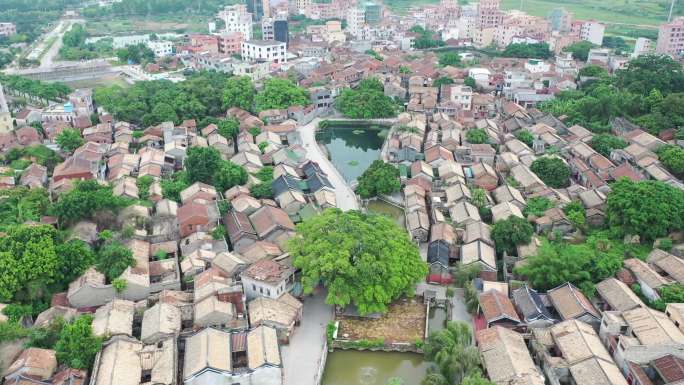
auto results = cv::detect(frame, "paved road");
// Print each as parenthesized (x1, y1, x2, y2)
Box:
(281, 290, 333, 385)
(451, 288, 471, 323)
(299, 118, 360, 211)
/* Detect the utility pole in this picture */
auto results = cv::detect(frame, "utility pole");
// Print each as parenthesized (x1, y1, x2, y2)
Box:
(669, 0, 677, 22)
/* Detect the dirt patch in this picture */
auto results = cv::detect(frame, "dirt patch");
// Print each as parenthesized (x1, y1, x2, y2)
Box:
(337, 298, 426, 344)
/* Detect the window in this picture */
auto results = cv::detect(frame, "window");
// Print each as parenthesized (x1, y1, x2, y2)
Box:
(252, 284, 256, 291)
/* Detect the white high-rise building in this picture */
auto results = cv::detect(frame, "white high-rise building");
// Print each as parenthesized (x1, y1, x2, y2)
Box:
(0, 83, 12, 133)
(346, 8, 366, 39)
(579, 21, 605, 46)
(632, 37, 654, 58)
(219, 4, 254, 41)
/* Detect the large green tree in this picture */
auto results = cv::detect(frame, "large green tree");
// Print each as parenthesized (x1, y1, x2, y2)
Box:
(51, 180, 130, 224)
(217, 117, 240, 139)
(616, 54, 684, 96)
(656, 144, 684, 177)
(95, 240, 135, 281)
(185, 146, 223, 185)
(0, 225, 61, 302)
(223, 76, 256, 111)
(335, 78, 398, 119)
(423, 321, 482, 385)
(55, 128, 84, 153)
(356, 160, 400, 199)
(606, 178, 684, 241)
(254, 78, 309, 112)
(502, 43, 552, 59)
(288, 209, 427, 315)
(466, 129, 488, 144)
(589, 134, 627, 157)
(213, 161, 248, 192)
(530, 157, 570, 188)
(516, 235, 635, 296)
(55, 315, 102, 370)
(491, 216, 534, 255)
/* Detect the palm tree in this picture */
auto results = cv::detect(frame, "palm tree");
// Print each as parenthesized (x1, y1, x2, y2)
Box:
(421, 370, 449, 385)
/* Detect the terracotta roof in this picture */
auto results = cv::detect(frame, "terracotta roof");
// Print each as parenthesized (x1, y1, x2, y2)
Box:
(479, 289, 520, 324)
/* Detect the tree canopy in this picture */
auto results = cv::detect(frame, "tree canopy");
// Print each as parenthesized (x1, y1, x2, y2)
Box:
(465, 129, 488, 144)
(563, 41, 595, 61)
(589, 134, 627, 157)
(616, 55, 684, 96)
(335, 78, 399, 119)
(55, 128, 84, 153)
(502, 43, 552, 59)
(51, 180, 130, 224)
(288, 209, 427, 315)
(656, 144, 684, 178)
(606, 179, 684, 241)
(95, 240, 135, 281)
(115, 43, 154, 64)
(94, 71, 231, 126)
(184, 147, 247, 192)
(530, 157, 570, 188)
(491, 216, 534, 255)
(223, 76, 256, 111)
(255, 78, 310, 112)
(422, 321, 483, 385)
(516, 234, 648, 296)
(439, 52, 461, 67)
(54, 315, 102, 370)
(514, 130, 534, 147)
(217, 117, 240, 139)
(356, 160, 400, 199)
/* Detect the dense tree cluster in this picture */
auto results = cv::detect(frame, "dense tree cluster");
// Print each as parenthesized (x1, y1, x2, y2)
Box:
(288, 209, 427, 315)
(51, 180, 132, 225)
(0, 225, 94, 305)
(465, 129, 489, 144)
(0, 1, 66, 46)
(589, 134, 627, 157)
(422, 322, 491, 385)
(115, 43, 155, 64)
(81, 0, 226, 18)
(530, 157, 570, 188)
(515, 233, 644, 296)
(55, 128, 85, 153)
(409, 25, 445, 49)
(335, 78, 399, 119)
(541, 55, 684, 135)
(94, 71, 230, 126)
(491, 216, 534, 255)
(514, 130, 534, 147)
(563, 41, 595, 61)
(185, 147, 247, 192)
(656, 144, 684, 178)
(606, 179, 684, 241)
(501, 43, 552, 59)
(54, 315, 102, 370)
(0, 188, 50, 231)
(0, 74, 71, 102)
(223, 76, 257, 112)
(255, 78, 310, 112)
(439, 52, 461, 67)
(59, 24, 112, 61)
(356, 160, 400, 199)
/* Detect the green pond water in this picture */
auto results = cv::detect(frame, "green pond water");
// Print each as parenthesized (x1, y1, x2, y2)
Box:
(321, 351, 432, 385)
(321, 306, 446, 385)
(316, 125, 385, 183)
(367, 200, 406, 228)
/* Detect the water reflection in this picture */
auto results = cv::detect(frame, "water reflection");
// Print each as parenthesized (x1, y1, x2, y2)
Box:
(316, 126, 384, 182)
(322, 351, 430, 385)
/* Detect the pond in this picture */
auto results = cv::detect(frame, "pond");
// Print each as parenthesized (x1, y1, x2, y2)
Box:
(367, 200, 405, 228)
(322, 351, 431, 385)
(316, 124, 386, 183)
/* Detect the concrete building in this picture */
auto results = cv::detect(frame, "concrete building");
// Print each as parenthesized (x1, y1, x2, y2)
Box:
(632, 37, 654, 58)
(0, 83, 11, 133)
(656, 17, 684, 56)
(0, 22, 16, 37)
(241, 40, 287, 63)
(262, 18, 275, 40)
(548, 7, 572, 32)
(147, 40, 173, 57)
(364, 2, 381, 25)
(450, 85, 473, 111)
(477, 0, 503, 29)
(112, 34, 149, 49)
(220, 4, 254, 41)
(347, 8, 366, 39)
(274, 20, 289, 44)
(218, 31, 245, 55)
(579, 20, 605, 45)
